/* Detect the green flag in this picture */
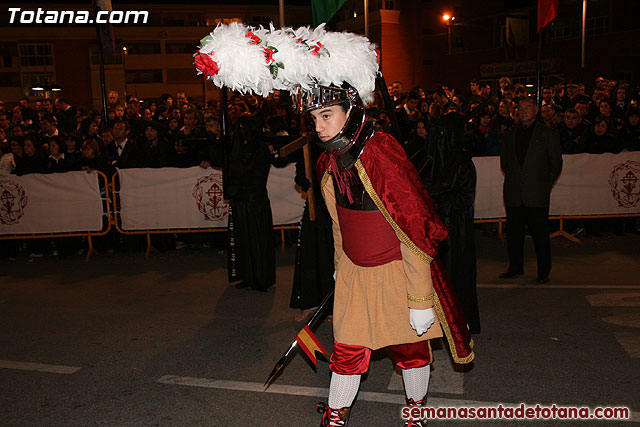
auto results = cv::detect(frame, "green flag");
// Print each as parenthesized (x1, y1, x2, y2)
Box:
(311, 0, 348, 26)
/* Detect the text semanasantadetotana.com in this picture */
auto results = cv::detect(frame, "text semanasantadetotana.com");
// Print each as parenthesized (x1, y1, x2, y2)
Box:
(401, 404, 630, 420)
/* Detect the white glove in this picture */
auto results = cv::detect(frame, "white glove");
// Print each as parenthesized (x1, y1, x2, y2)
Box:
(410, 308, 435, 336)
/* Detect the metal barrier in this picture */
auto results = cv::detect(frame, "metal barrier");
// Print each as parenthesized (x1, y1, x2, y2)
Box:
(110, 170, 300, 258)
(0, 171, 112, 262)
(2, 167, 638, 260)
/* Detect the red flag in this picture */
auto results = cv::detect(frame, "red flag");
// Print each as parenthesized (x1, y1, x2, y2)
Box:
(294, 325, 329, 367)
(537, 0, 559, 33)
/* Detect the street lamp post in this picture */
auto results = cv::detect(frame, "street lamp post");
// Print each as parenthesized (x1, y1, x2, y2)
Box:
(122, 46, 128, 98)
(442, 13, 455, 55)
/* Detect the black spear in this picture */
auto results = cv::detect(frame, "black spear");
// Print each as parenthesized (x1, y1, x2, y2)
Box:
(264, 288, 334, 389)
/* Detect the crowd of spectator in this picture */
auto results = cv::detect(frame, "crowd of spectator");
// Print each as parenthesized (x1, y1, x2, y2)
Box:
(379, 76, 639, 159)
(1, 75, 638, 180)
(0, 74, 638, 256)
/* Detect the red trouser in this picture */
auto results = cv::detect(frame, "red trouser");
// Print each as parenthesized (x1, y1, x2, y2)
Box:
(329, 340, 432, 375)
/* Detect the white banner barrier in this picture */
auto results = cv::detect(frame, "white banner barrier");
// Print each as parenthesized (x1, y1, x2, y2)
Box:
(2, 153, 637, 236)
(0, 171, 104, 234)
(118, 164, 305, 231)
(473, 152, 640, 219)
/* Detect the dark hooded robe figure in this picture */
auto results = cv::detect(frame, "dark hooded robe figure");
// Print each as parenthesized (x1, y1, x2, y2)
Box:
(227, 116, 276, 292)
(410, 112, 481, 333)
(289, 142, 335, 319)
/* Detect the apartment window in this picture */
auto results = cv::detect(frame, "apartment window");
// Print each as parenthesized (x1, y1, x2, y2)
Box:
(548, 25, 576, 40)
(21, 71, 55, 97)
(166, 68, 199, 84)
(165, 42, 197, 54)
(0, 72, 20, 87)
(0, 43, 17, 68)
(19, 44, 53, 66)
(123, 42, 161, 55)
(125, 69, 163, 84)
(90, 47, 123, 65)
(586, 16, 608, 35)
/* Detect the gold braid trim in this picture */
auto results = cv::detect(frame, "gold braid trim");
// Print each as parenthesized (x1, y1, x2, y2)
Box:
(354, 160, 434, 264)
(320, 168, 331, 191)
(407, 293, 434, 303)
(427, 339, 434, 363)
(433, 294, 476, 364)
(353, 160, 474, 364)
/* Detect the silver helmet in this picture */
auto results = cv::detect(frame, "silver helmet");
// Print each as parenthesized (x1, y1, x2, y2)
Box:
(293, 83, 374, 171)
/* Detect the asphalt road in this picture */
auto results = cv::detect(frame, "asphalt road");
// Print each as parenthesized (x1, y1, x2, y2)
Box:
(1, 230, 639, 426)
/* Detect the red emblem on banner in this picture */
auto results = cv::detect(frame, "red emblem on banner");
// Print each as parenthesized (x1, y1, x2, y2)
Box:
(0, 180, 28, 225)
(608, 160, 640, 208)
(192, 173, 228, 221)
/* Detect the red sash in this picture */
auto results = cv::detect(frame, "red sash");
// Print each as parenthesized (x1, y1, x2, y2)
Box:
(336, 205, 401, 267)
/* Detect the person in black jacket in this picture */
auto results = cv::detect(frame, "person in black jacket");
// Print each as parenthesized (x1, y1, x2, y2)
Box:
(142, 121, 173, 168)
(558, 108, 588, 154)
(103, 120, 145, 169)
(620, 108, 639, 152)
(79, 138, 115, 177)
(45, 136, 74, 173)
(227, 116, 276, 292)
(499, 97, 563, 284)
(411, 115, 481, 333)
(289, 141, 335, 321)
(14, 135, 47, 175)
(582, 115, 621, 154)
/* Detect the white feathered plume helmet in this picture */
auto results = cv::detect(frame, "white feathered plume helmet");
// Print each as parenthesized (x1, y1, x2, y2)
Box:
(194, 22, 380, 107)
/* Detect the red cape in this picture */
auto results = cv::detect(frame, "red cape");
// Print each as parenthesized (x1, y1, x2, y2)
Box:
(318, 131, 474, 364)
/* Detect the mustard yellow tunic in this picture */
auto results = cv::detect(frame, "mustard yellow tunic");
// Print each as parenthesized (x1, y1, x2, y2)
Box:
(322, 176, 443, 350)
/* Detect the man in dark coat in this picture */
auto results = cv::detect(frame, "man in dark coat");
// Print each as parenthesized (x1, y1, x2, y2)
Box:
(410, 113, 481, 333)
(227, 116, 276, 292)
(499, 97, 563, 283)
(104, 120, 145, 169)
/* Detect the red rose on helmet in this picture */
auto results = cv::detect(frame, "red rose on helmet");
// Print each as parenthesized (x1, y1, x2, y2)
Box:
(264, 47, 275, 64)
(195, 51, 220, 76)
(246, 30, 261, 45)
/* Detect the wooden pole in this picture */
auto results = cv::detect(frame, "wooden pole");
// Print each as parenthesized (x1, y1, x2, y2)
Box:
(302, 139, 316, 221)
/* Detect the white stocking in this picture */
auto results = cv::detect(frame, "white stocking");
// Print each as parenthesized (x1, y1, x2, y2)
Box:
(402, 365, 430, 403)
(328, 372, 361, 409)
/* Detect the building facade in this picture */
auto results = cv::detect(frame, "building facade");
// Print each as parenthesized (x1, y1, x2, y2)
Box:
(0, 2, 311, 107)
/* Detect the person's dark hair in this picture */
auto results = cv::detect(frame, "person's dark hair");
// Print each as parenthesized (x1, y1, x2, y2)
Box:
(488, 114, 513, 135)
(574, 99, 589, 107)
(626, 107, 640, 119)
(22, 134, 40, 150)
(266, 115, 288, 135)
(407, 91, 421, 102)
(366, 107, 381, 119)
(335, 100, 350, 113)
(183, 108, 201, 125)
(82, 139, 101, 157)
(113, 119, 129, 131)
(79, 117, 99, 137)
(233, 115, 264, 147)
(591, 114, 609, 130)
(40, 113, 56, 124)
(49, 135, 67, 154)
